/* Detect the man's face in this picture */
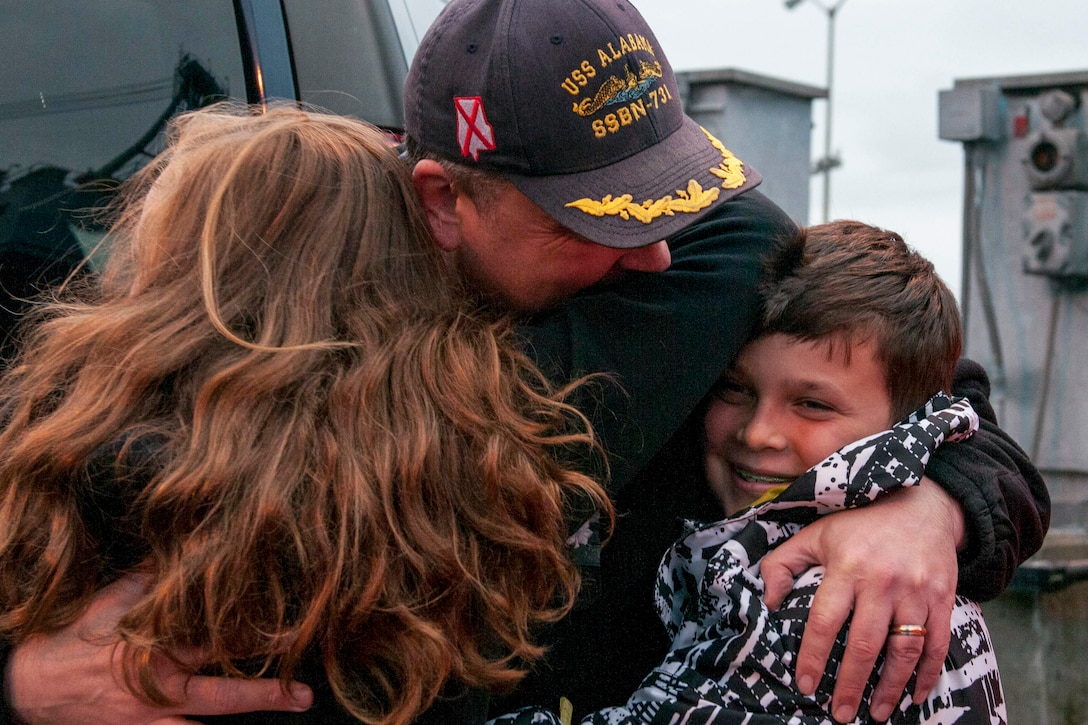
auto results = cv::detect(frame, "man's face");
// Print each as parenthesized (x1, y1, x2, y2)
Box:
(703, 332, 895, 515)
(452, 184, 671, 312)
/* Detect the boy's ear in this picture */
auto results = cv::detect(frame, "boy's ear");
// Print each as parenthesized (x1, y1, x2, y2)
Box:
(412, 160, 461, 252)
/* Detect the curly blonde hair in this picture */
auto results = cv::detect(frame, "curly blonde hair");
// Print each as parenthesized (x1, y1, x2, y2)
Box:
(0, 104, 610, 724)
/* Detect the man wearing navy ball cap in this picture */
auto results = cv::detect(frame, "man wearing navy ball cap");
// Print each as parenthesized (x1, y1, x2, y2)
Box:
(1, 1, 1047, 723)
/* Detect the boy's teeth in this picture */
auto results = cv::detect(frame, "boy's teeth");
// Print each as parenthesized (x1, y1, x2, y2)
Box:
(736, 468, 793, 484)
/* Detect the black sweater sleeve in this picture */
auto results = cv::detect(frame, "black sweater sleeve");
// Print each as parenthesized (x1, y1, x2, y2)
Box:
(519, 190, 796, 494)
(928, 358, 1051, 600)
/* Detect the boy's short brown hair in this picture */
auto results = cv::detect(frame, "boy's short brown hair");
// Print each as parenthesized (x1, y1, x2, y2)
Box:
(760, 220, 962, 421)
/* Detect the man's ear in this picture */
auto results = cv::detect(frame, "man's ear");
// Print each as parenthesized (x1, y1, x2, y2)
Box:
(412, 160, 461, 252)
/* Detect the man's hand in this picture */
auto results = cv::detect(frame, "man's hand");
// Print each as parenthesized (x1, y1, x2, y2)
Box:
(7, 574, 313, 725)
(760, 478, 964, 723)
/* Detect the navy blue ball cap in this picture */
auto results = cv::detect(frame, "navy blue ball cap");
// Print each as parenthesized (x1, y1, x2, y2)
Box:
(404, 0, 762, 248)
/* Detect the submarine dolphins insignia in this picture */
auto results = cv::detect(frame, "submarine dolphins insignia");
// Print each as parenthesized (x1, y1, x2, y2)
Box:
(572, 60, 663, 117)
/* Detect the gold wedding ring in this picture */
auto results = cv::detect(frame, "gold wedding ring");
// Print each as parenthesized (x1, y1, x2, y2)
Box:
(889, 624, 927, 637)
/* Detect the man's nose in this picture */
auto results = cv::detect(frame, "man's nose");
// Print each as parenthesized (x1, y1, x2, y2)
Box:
(616, 240, 671, 273)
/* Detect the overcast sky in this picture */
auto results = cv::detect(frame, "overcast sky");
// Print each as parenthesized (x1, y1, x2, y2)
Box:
(632, 0, 1088, 297)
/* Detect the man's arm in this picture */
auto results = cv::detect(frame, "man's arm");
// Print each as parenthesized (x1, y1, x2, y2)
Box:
(519, 191, 1047, 721)
(761, 358, 1049, 723)
(928, 358, 1050, 599)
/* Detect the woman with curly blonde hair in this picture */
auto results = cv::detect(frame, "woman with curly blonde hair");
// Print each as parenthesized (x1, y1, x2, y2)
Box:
(0, 104, 610, 724)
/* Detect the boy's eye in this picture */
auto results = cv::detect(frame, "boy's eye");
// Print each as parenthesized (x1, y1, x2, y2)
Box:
(798, 398, 836, 414)
(712, 377, 751, 403)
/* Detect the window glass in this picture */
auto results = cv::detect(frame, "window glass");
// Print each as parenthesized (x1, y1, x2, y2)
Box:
(387, 0, 447, 62)
(0, 0, 245, 357)
(284, 0, 410, 129)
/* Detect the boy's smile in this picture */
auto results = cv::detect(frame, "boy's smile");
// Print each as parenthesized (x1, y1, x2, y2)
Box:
(704, 332, 895, 514)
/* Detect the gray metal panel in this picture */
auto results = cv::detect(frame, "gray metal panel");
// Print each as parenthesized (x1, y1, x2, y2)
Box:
(954, 79, 1088, 517)
(679, 67, 826, 101)
(938, 84, 1004, 142)
(944, 71, 1088, 725)
(955, 70, 1088, 93)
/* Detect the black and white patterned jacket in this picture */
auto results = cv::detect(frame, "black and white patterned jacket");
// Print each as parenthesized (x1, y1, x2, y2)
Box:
(492, 393, 1007, 725)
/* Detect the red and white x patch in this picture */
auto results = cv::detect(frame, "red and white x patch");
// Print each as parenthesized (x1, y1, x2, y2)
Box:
(454, 96, 496, 161)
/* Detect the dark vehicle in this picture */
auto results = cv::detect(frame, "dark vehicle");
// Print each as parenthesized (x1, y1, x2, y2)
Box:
(0, 0, 443, 360)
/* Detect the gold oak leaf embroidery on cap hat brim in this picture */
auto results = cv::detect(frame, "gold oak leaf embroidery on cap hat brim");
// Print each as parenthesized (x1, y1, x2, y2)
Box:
(565, 128, 748, 223)
(565, 180, 716, 223)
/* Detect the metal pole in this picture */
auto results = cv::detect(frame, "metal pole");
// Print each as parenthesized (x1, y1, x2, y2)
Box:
(822, 4, 836, 222)
(786, 0, 846, 223)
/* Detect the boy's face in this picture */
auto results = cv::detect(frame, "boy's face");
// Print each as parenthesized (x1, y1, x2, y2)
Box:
(704, 332, 895, 514)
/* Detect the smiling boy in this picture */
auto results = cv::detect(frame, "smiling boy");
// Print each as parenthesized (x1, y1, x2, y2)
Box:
(538, 220, 1008, 725)
(660, 220, 1007, 724)
(705, 333, 896, 516)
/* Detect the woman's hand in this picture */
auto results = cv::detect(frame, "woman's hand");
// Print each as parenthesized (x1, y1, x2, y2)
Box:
(7, 574, 313, 725)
